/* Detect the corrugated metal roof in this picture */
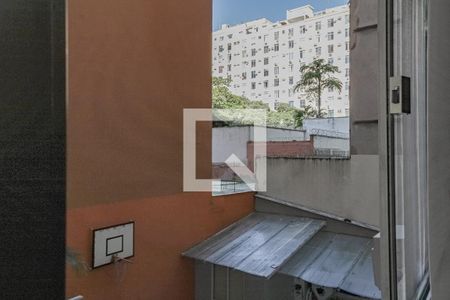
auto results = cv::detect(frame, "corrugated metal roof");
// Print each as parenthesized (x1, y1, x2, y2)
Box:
(280, 232, 381, 299)
(182, 212, 325, 278)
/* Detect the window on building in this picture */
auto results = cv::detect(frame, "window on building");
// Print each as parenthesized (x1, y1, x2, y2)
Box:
(274, 90, 280, 98)
(264, 69, 269, 76)
(251, 71, 257, 78)
(345, 14, 350, 24)
(315, 21, 321, 31)
(264, 57, 269, 65)
(327, 18, 334, 27)
(345, 55, 349, 64)
(345, 68, 349, 77)
(328, 44, 334, 54)
(227, 43, 232, 51)
(346, 41, 349, 51)
(288, 53, 294, 60)
(289, 100, 294, 107)
(289, 40, 294, 48)
(219, 66, 224, 73)
(288, 89, 293, 97)
(274, 65, 279, 75)
(299, 25, 306, 34)
(316, 47, 322, 56)
(264, 80, 269, 88)
(288, 28, 294, 37)
(274, 44, 279, 51)
(227, 64, 231, 71)
(299, 50, 304, 59)
(274, 78, 279, 86)
(251, 60, 256, 67)
(219, 45, 224, 52)
(264, 46, 269, 53)
(345, 81, 349, 90)
(328, 32, 334, 41)
(228, 54, 232, 61)
(300, 99, 305, 107)
(328, 86, 334, 92)
(328, 109, 334, 117)
(251, 48, 257, 56)
(274, 31, 279, 40)
(328, 57, 334, 64)
(251, 82, 256, 89)
(345, 28, 349, 38)
(242, 72, 247, 80)
(289, 76, 294, 85)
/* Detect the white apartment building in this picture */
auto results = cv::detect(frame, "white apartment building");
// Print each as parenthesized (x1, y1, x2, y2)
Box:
(212, 5, 350, 117)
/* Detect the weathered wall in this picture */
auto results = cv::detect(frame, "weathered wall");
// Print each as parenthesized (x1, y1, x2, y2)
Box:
(312, 135, 350, 152)
(66, 0, 255, 299)
(350, 0, 379, 155)
(259, 156, 380, 228)
(303, 117, 349, 136)
(247, 141, 314, 170)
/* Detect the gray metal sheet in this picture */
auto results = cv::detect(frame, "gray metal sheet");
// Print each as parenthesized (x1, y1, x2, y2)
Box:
(281, 232, 381, 299)
(301, 233, 369, 288)
(340, 241, 382, 299)
(183, 212, 325, 278)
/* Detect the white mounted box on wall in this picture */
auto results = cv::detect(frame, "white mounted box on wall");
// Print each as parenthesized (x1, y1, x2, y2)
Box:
(92, 221, 134, 269)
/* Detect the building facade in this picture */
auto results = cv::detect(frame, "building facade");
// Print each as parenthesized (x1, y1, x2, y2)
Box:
(213, 5, 350, 117)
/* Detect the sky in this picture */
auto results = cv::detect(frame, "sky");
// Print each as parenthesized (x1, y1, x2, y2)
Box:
(213, 0, 348, 31)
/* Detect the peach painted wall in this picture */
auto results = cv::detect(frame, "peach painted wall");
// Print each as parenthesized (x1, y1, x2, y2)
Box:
(66, 192, 254, 299)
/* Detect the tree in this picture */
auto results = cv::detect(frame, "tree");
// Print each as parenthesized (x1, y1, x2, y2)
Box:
(293, 59, 343, 118)
(293, 105, 317, 128)
(212, 77, 305, 128)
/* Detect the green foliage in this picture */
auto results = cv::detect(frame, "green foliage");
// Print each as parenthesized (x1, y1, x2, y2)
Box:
(212, 77, 318, 129)
(293, 59, 343, 118)
(212, 77, 249, 109)
(293, 105, 317, 128)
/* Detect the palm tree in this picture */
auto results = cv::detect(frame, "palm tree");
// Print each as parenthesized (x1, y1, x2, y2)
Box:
(293, 59, 343, 118)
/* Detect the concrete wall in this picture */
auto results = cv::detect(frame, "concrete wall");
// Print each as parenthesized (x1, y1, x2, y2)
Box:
(350, 0, 379, 155)
(213, 126, 306, 164)
(428, 0, 450, 297)
(303, 117, 349, 136)
(311, 135, 350, 152)
(247, 141, 315, 170)
(259, 155, 379, 228)
(213, 127, 251, 164)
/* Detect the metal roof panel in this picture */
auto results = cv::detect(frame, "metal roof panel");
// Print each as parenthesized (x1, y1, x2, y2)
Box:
(183, 212, 325, 278)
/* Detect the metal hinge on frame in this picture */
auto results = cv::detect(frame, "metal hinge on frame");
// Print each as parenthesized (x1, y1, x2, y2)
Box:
(389, 76, 411, 115)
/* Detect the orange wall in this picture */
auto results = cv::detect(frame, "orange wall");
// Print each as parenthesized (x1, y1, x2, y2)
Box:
(68, 0, 213, 207)
(66, 192, 254, 299)
(66, 0, 255, 299)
